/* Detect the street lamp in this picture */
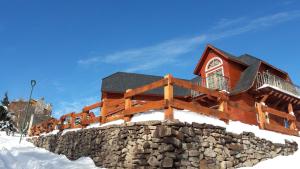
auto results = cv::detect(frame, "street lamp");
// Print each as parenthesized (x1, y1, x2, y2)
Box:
(19, 80, 36, 144)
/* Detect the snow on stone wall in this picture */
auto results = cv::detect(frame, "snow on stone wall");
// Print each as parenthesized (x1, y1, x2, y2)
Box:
(28, 120, 298, 169)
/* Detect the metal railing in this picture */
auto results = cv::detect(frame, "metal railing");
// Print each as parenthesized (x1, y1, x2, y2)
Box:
(191, 75, 229, 97)
(256, 71, 300, 97)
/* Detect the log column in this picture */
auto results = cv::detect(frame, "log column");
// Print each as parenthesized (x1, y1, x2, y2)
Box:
(218, 94, 229, 124)
(288, 103, 297, 130)
(70, 113, 75, 129)
(164, 74, 174, 120)
(100, 98, 108, 124)
(124, 89, 133, 122)
(257, 102, 266, 129)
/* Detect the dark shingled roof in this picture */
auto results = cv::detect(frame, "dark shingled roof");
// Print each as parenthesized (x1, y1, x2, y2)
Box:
(231, 54, 262, 94)
(101, 72, 191, 97)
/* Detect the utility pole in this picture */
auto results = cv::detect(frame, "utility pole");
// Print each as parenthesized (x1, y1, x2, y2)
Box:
(19, 80, 36, 144)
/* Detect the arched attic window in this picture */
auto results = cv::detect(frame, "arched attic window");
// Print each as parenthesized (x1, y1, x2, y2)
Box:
(205, 57, 227, 90)
(205, 57, 223, 72)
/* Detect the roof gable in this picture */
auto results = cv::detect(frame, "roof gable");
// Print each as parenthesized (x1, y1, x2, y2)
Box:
(193, 44, 248, 75)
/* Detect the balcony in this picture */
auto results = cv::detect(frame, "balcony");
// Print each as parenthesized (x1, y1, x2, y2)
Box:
(191, 75, 229, 98)
(256, 71, 300, 98)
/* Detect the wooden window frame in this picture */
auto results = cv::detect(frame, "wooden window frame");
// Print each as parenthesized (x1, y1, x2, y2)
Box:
(205, 67, 225, 89)
(205, 57, 223, 72)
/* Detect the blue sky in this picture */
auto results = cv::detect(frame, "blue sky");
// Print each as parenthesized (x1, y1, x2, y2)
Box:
(1, 0, 300, 118)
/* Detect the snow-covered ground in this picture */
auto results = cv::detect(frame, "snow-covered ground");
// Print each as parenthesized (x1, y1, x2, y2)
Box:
(0, 132, 101, 169)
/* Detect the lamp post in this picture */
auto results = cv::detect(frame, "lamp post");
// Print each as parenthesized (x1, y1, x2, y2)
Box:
(19, 80, 36, 144)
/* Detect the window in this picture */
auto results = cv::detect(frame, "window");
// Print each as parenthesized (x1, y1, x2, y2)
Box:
(75, 117, 81, 125)
(206, 68, 224, 89)
(205, 57, 223, 72)
(63, 116, 71, 125)
(205, 57, 226, 90)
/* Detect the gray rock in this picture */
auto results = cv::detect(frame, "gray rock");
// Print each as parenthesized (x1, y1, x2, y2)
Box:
(201, 141, 210, 148)
(204, 148, 216, 158)
(163, 137, 182, 148)
(147, 156, 160, 167)
(162, 157, 173, 168)
(207, 136, 216, 144)
(154, 126, 173, 138)
(188, 150, 200, 157)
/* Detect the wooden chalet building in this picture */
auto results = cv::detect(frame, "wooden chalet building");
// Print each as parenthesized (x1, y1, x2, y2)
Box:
(101, 44, 300, 136)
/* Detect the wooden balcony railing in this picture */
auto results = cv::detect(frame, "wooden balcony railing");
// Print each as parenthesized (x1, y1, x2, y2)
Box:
(257, 103, 299, 136)
(191, 75, 229, 98)
(256, 71, 300, 97)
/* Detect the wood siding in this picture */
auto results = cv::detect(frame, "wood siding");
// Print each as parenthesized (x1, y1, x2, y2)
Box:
(228, 93, 258, 125)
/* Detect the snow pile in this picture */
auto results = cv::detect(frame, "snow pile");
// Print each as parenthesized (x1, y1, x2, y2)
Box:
(40, 129, 60, 136)
(131, 110, 164, 122)
(86, 122, 101, 129)
(100, 119, 124, 127)
(61, 128, 82, 135)
(0, 132, 101, 169)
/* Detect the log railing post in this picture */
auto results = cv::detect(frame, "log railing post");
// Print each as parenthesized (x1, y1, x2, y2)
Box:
(288, 103, 297, 130)
(164, 74, 174, 120)
(71, 113, 75, 129)
(257, 102, 266, 129)
(124, 89, 132, 122)
(100, 99, 107, 124)
(218, 94, 229, 124)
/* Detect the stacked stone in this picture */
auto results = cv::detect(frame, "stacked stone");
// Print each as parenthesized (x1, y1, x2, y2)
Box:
(28, 120, 298, 169)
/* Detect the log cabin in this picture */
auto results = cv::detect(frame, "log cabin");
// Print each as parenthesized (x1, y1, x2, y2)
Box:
(101, 44, 300, 135)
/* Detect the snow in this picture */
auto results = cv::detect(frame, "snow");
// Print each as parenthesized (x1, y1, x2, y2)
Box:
(2, 106, 8, 111)
(131, 110, 164, 122)
(258, 84, 300, 99)
(0, 132, 101, 169)
(173, 109, 228, 128)
(61, 128, 82, 135)
(86, 122, 101, 129)
(100, 119, 124, 127)
(40, 130, 59, 136)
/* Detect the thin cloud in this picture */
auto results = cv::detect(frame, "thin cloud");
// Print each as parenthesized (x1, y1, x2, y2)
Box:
(213, 17, 247, 30)
(211, 10, 300, 39)
(52, 81, 65, 92)
(78, 10, 300, 72)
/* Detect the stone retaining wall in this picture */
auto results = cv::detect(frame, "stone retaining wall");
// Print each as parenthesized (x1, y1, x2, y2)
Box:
(28, 120, 298, 169)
